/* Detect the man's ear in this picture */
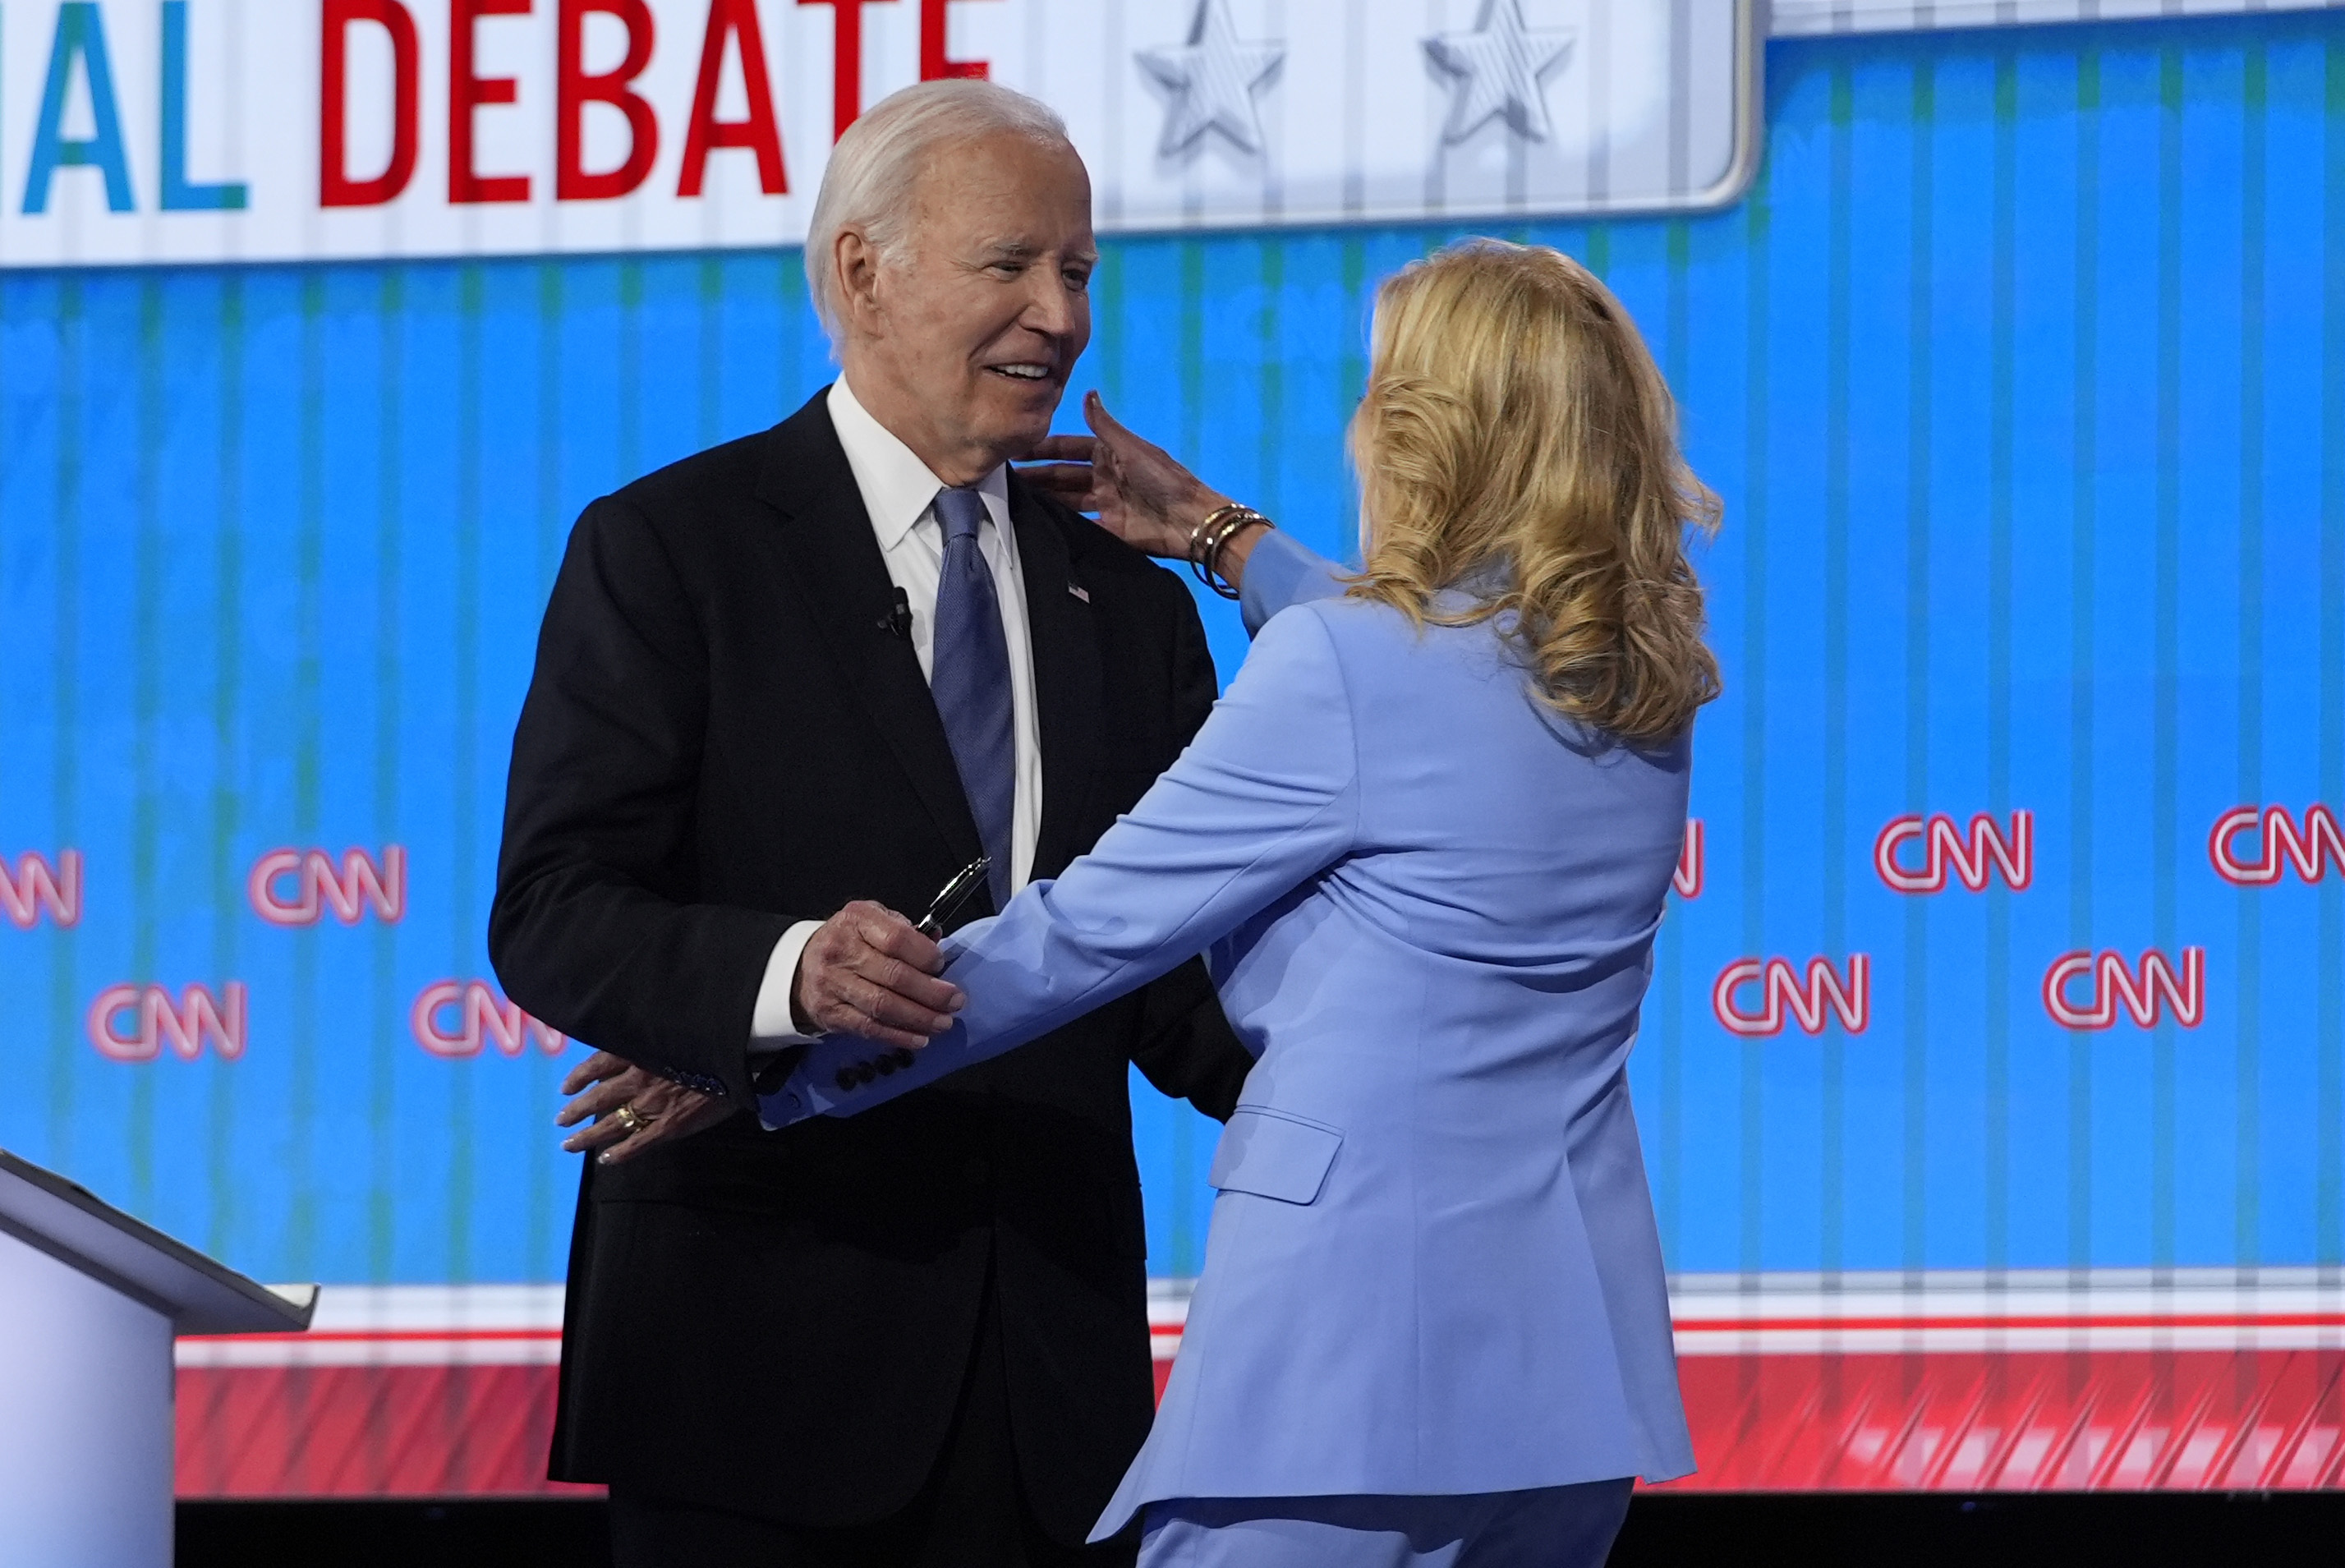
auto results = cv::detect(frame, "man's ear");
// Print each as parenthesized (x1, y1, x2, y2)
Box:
(835, 229, 884, 337)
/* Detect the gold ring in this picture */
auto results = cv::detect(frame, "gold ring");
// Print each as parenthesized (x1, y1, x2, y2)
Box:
(611, 1103, 646, 1135)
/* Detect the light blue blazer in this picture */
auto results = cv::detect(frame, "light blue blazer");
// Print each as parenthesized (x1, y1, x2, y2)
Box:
(759, 530, 1697, 1535)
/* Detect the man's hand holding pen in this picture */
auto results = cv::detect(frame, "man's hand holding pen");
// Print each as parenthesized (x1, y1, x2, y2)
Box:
(790, 855, 986, 1046)
(559, 860, 987, 1164)
(789, 902, 964, 1048)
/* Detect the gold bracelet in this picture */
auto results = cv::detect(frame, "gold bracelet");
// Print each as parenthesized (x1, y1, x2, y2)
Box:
(1190, 512, 1253, 591)
(1188, 502, 1252, 568)
(1193, 508, 1273, 600)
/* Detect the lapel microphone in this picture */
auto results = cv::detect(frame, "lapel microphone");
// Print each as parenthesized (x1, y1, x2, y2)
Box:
(879, 587, 913, 640)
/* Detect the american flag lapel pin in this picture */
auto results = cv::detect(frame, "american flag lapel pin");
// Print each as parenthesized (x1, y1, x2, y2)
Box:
(1068, 582, 1090, 603)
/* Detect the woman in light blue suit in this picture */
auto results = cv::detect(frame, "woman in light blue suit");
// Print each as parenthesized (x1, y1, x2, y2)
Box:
(762, 241, 1722, 1566)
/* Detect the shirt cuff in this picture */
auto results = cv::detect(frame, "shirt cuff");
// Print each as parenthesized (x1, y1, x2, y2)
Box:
(749, 920, 825, 1056)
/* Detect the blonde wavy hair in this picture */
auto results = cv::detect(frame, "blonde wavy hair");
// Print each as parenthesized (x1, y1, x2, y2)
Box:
(1347, 240, 1722, 744)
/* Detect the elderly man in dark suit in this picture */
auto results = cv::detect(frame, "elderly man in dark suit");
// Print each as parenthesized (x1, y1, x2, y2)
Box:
(491, 79, 1249, 1568)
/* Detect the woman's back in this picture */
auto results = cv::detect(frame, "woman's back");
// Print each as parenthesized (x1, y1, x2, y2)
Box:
(1084, 586, 1694, 1529)
(1216, 589, 1687, 1117)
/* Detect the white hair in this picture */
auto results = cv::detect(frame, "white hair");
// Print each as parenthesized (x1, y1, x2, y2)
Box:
(805, 80, 1074, 346)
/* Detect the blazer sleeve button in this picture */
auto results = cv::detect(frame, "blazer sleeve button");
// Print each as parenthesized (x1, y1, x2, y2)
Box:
(834, 1068, 858, 1092)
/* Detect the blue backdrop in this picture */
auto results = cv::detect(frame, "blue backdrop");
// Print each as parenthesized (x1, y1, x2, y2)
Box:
(1, 11, 2340, 1288)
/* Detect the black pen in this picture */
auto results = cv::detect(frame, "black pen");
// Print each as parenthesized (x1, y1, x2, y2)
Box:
(916, 856, 991, 937)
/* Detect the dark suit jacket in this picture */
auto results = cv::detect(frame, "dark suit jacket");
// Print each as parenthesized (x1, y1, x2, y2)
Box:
(489, 390, 1252, 1539)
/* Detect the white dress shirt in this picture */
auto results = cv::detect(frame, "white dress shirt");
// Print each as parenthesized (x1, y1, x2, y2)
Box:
(747, 377, 1046, 1046)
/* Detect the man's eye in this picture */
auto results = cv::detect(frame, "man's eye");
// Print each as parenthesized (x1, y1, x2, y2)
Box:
(1064, 269, 1092, 290)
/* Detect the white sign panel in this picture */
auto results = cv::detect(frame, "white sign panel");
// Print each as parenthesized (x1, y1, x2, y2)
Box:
(0, 0, 1760, 269)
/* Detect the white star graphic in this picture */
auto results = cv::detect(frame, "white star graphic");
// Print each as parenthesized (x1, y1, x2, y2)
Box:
(1138, 0, 1285, 159)
(1423, 0, 1575, 145)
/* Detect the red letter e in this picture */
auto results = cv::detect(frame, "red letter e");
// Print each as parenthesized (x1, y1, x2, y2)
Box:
(452, 0, 532, 204)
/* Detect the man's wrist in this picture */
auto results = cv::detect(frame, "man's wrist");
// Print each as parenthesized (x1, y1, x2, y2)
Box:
(752, 920, 826, 1044)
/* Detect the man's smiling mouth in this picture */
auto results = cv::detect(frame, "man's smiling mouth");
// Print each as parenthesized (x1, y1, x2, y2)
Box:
(988, 363, 1051, 381)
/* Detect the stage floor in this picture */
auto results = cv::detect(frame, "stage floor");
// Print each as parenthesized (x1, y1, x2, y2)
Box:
(177, 1492, 2345, 1568)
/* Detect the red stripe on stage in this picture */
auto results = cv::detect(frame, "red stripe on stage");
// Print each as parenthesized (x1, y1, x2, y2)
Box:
(176, 1364, 601, 1498)
(1658, 1348, 2345, 1491)
(1672, 1313, 2345, 1336)
(183, 1328, 565, 1346)
(177, 1345, 2345, 1497)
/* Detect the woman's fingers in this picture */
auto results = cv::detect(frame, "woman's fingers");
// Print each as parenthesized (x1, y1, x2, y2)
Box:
(556, 1051, 738, 1165)
(1019, 462, 1105, 508)
(1025, 434, 1098, 463)
(560, 1075, 651, 1151)
(1084, 393, 1223, 556)
(1083, 389, 1136, 445)
(1086, 393, 1179, 477)
(559, 1049, 630, 1098)
(556, 1066, 641, 1130)
(595, 1120, 665, 1164)
(563, 1111, 637, 1155)
(596, 1088, 732, 1166)
(1083, 393, 1158, 489)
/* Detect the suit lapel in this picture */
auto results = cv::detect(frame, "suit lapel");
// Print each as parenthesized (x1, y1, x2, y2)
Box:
(757, 394, 983, 863)
(1010, 476, 1103, 881)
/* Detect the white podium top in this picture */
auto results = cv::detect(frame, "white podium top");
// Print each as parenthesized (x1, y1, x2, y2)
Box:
(0, 1151, 315, 1337)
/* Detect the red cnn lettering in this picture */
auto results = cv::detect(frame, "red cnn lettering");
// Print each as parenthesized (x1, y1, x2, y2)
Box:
(2209, 804, 2344, 886)
(2042, 947, 2205, 1031)
(87, 982, 247, 1062)
(678, 0, 786, 196)
(1673, 820, 1703, 899)
(320, 0, 420, 206)
(1874, 811, 2033, 894)
(919, 0, 994, 80)
(411, 980, 566, 1058)
(1, 850, 81, 929)
(1712, 955, 1870, 1038)
(558, 0, 658, 200)
(452, 0, 533, 204)
(800, 0, 899, 140)
(247, 848, 406, 927)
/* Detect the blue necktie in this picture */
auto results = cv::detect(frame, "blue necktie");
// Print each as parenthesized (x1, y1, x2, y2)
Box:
(928, 486, 1015, 910)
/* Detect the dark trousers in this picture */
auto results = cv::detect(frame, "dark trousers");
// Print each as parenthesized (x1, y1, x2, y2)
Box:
(609, 1284, 1138, 1568)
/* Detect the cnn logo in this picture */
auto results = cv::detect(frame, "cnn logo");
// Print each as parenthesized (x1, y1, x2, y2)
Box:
(2, 849, 80, 929)
(2042, 948, 2205, 1030)
(1712, 956, 1870, 1037)
(2209, 805, 2340, 885)
(1673, 821, 1704, 899)
(411, 981, 566, 1059)
(87, 982, 246, 1061)
(1874, 812, 2032, 894)
(248, 847, 404, 926)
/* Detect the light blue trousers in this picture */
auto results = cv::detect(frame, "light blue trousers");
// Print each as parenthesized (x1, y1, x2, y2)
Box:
(1136, 1480, 1636, 1568)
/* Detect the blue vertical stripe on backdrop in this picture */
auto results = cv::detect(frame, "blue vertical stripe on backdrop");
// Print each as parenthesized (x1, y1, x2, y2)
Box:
(0, 15, 2341, 1285)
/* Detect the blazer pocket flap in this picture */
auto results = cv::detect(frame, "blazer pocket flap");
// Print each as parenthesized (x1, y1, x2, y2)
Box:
(1207, 1108, 1342, 1205)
